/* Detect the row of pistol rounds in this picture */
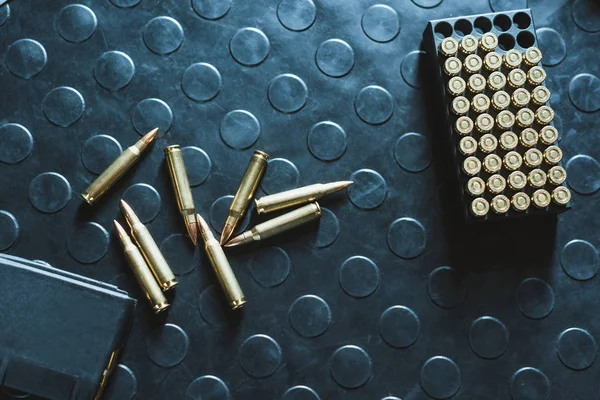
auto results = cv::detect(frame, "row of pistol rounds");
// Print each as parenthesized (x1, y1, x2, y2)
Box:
(453, 104, 554, 135)
(446, 66, 548, 97)
(459, 131, 562, 170)
(79, 128, 352, 313)
(468, 185, 571, 216)
(439, 32, 542, 68)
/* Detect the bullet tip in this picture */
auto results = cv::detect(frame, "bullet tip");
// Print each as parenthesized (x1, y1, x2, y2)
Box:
(187, 220, 198, 245)
(113, 220, 127, 240)
(141, 127, 159, 145)
(195, 213, 214, 243)
(323, 180, 354, 196)
(219, 223, 235, 246)
(224, 234, 245, 248)
(120, 200, 140, 226)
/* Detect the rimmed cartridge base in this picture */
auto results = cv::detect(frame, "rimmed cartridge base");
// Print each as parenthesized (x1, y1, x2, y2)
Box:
(153, 302, 170, 314)
(231, 298, 247, 310)
(162, 278, 178, 291)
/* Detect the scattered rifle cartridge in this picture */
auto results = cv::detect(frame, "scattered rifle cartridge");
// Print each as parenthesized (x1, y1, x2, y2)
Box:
(220, 150, 269, 245)
(197, 214, 246, 310)
(121, 200, 177, 291)
(164, 145, 198, 245)
(225, 203, 322, 248)
(81, 128, 158, 205)
(114, 221, 169, 313)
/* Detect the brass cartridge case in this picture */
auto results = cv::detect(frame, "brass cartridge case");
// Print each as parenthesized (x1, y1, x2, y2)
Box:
(464, 54, 483, 74)
(471, 94, 490, 114)
(507, 69, 527, 88)
(484, 52, 502, 71)
(523, 148, 543, 168)
(512, 88, 531, 108)
(535, 106, 554, 125)
(544, 145, 563, 165)
(225, 203, 322, 248)
(528, 169, 547, 189)
(440, 37, 459, 57)
(496, 110, 515, 131)
(444, 57, 463, 76)
(527, 66, 546, 85)
(455, 116, 474, 136)
(468, 74, 486, 93)
(466, 177, 485, 196)
(255, 181, 353, 215)
(503, 49, 522, 69)
(523, 47, 543, 66)
(164, 145, 198, 244)
(483, 154, 502, 174)
(504, 151, 523, 171)
(462, 156, 481, 176)
(220, 150, 269, 244)
(499, 131, 519, 151)
(520, 128, 538, 148)
(452, 96, 470, 115)
(479, 133, 498, 153)
(448, 76, 467, 96)
(511, 192, 531, 212)
(475, 113, 494, 133)
(488, 71, 506, 91)
(548, 166, 567, 185)
(516, 108, 535, 128)
(531, 86, 551, 105)
(552, 186, 571, 206)
(539, 126, 559, 145)
(487, 174, 506, 194)
(491, 195, 510, 214)
(532, 189, 551, 208)
(459, 136, 478, 156)
(508, 171, 527, 191)
(82, 128, 158, 205)
(471, 197, 489, 217)
(197, 214, 246, 310)
(479, 33, 498, 52)
(492, 91, 511, 111)
(459, 35, 478, 55)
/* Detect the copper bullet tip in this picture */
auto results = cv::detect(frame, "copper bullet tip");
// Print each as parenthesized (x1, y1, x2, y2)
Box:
(113, 220, 127, 241)
(187, 219, 198, 245)
(224, 232, 251, 248)
(141, 127, 159, 145)
(219, 223, 235, 246)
